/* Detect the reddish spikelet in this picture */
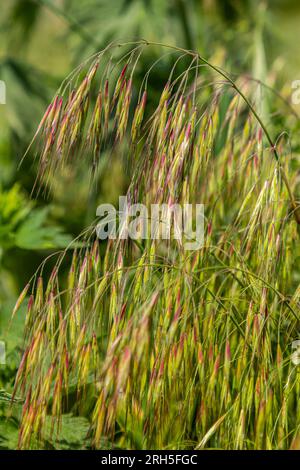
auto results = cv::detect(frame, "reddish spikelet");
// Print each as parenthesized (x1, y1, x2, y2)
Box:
(117, 302, 127, 324)
(34, 276, 44, 311)
(87, 61, 99, 82)
(12, 283, 30, 320)
(131, 90, 147, 142)
(290, 435, 300, 450)
(78, 255, 88, 289)
(113, 63, 128, 104)
(42, 363, 55, 404)
(52, 371, 63, 417)
(159, 81, 170, 108)
(25, 294, 34, 329)
(34, 102, 53, 140)
(276, 344, 282, 367)
(27, 295, 34, 313)
(225, 340, 231, 361)
(40, 96, 63, 163)
(87, 90, 102, 154)
(104, 79, 110, 133)
(214, 353, 221, 374)
(207, 221, 212, 236)
(197, 343, 204, 364)
(173, 305, 181, 322)
(13, 349, 29, 399)
(54, 63, 98, 159)
(163, 112, 173, 139)
(116, 79, 132, 140)
(92, 331, 99, 371)
(51, 97, 63, 133)
(158, 358, 165, 378)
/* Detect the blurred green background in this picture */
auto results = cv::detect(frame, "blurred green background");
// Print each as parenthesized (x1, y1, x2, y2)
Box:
(0, 0, 300, 447)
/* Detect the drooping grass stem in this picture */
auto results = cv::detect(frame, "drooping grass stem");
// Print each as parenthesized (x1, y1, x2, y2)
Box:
(118, 40, 300, 225)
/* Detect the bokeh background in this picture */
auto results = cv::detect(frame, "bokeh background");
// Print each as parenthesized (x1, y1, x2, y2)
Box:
(1, 0, 300, 446)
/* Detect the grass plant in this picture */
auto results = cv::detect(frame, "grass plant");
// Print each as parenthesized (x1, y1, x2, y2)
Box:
(12, 41, 300, 450)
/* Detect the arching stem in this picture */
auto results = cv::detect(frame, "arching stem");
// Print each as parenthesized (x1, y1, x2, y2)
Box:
(131, 40, 300, 225)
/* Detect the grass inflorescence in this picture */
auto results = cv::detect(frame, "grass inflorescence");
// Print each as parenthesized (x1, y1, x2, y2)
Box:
(13, 41, 300, 450)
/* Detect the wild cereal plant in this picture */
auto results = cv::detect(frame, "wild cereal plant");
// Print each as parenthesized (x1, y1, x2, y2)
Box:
(13, 41, 300, 449)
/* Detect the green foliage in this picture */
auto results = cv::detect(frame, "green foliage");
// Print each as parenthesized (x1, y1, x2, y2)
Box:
(0, 390, 23, 403)
(0, 184, 72, 448)
(0, 418, 19, 450)
(0, 412, 91, 450)
(0, 184, 72, 250)
(43, 414, 91, 449)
